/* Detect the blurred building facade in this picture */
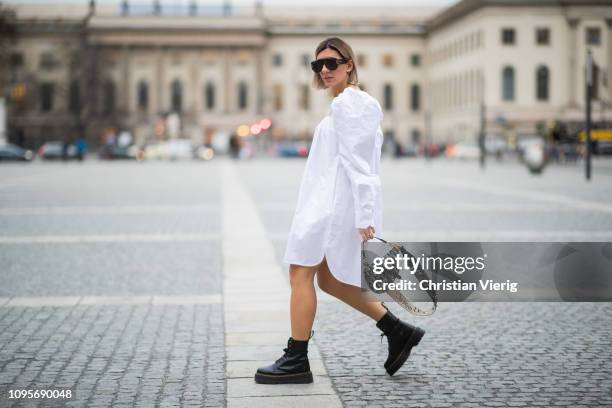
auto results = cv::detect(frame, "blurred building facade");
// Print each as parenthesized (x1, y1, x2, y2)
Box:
(1, 0, 611, 149)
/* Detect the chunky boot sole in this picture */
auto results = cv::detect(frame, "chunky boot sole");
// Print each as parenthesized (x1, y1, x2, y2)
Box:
(385, 327, 425, 376)
(254, 370, 313, 384)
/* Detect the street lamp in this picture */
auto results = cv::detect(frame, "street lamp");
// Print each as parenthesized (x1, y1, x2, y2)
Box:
(585, 49, 593, 181)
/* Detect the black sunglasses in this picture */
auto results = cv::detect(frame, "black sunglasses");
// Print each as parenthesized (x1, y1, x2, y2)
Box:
(310, 58, 349, 73)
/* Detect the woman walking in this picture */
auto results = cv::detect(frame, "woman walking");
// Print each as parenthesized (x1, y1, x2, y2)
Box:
(254, 37, 425, 384)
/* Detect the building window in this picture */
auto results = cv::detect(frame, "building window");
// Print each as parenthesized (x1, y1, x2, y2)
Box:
(171, 79, 182, 113)
(536, 28, 550, 45)
(502, 66, 515, 101)
(39, 52, 57, 71)
(273, 84, 283, 111)
(238, 81, 248, 110)
(536, 66, 549, 101)
(383, 83, 393, 110)
(501, 28, 515, 45)
(137, 80, 149, 111)
(586, 27, 601, 46)
(272, 53, 283, 66)
(299, 84, 309, 110)
(410, 53, 421, 67)
(411, 129, 421, 144)
(10, 53, 24, 68)
(382, 54, 394, 67)
(205, 82, 215, 110)
(357, 53, 366, 67)
(69, 80, 80, 114)
(103, 80, 115, 115)
(301, 54, 310, 67)
(40, 82, 54, 112)
(410, 84, 421, 111)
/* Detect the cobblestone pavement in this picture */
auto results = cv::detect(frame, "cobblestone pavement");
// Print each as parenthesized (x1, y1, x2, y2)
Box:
(0, 304, 224, 407)
(235, 157, 612, 407)
(1, 157, 612, 407)
(0, 161, 225, 407)
(314, 301, 612, 407)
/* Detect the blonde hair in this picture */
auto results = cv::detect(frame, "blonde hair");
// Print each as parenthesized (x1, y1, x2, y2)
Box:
(312, 37, 360, 90)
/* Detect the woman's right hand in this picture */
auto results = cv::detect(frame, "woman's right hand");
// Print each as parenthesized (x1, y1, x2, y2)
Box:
(358, 226, 375, 241)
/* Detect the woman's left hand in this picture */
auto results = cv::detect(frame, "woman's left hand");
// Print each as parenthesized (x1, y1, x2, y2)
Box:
(358, 226, 375, 241)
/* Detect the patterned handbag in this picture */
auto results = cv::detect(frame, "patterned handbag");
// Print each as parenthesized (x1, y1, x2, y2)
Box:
(361, 236, 437, 316)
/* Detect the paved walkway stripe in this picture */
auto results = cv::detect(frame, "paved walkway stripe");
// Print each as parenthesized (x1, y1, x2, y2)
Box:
(438, 177, 612, 214)
(259, 202, 604, 212)
(266, 230, 612, 241)
(0, 294, 222, 307)
(221, 160, 342, 408)
(0, 233, 220, 244)
(0, 204, 219, 216)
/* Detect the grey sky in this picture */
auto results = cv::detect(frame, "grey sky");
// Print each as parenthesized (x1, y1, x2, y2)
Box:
(14, 0, 457, 6)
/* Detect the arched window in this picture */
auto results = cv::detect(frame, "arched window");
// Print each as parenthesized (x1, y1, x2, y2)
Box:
(103, 80, 115, 115)
(502, 66, 515, 101)
(137, 80, 149, 110)
(383, 83, 393, 111)
(171, 79, 182, 113)
(40, 82, 54, 112)
(536, 66, 549, 101)
(69, 80, 80, 114)
(410, 84, 421, 111)
(205, 82, 215, 110)
(238, 81, 248, 110)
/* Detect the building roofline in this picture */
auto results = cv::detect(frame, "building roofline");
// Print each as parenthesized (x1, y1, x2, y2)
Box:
(427, 0, 612, 31)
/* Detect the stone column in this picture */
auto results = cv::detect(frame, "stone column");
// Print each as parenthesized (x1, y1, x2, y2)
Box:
(189, 50, 198, 119)
(120, 45, 130, 115)
(567, 18, 579, 108)
(155, 46, 164, 115)
(223, 47, 231, 114)
(255, 47, 264, 115)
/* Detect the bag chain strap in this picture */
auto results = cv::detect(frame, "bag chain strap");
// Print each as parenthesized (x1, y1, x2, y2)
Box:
(361, 236, 438, 316)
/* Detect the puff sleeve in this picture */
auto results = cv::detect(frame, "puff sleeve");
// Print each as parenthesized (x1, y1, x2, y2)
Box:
(331, 92, 383, 229)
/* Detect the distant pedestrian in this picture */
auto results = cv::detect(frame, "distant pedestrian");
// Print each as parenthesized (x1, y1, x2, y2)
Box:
(76, 137, 87, 161)
(61, 138, 70, 161)
(255, 37, 425, 385)
(229, 134, 241, 159)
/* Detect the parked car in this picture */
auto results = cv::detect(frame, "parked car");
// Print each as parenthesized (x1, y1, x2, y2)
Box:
(37, 141, 78, 160)
(516, 136, 545, 160)
(516, 136, 548, 173)
(166, 139, 194, 160)
(420, 142, 445, 158)
(139, 139, 194, 161)
(596, 140, 612, 155)
(277, 142, 309, 158)
(195, 144, 215, 161)
(0, 144, 34, 162)
(446, 141, 480, 160)
(103, 144, 139, 160)
(484, 136, 509, 157)
(393, 142, 418, 158)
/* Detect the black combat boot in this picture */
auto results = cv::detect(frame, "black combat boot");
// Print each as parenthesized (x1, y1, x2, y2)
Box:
(376, 303, 425, 376)
(254, 331, 314, 384)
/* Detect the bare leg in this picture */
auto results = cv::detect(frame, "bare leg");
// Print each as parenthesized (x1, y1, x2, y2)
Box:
(289, 263, 318, 341)
(316, 256, 387, 321)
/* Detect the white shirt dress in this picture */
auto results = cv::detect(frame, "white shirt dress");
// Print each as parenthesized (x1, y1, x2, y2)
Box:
(282, 86, 384, 288)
